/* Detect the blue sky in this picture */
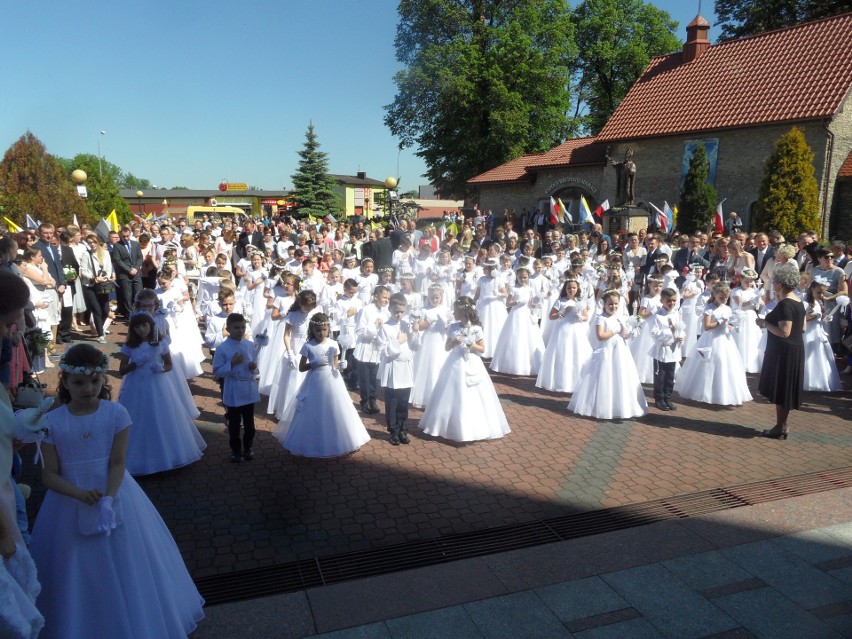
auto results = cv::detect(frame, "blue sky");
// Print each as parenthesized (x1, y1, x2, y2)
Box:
(1, 1, 716, 192)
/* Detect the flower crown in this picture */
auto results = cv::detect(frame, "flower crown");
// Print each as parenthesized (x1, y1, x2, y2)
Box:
(59, 351, 109, 375)
(309, 317, 330, 326)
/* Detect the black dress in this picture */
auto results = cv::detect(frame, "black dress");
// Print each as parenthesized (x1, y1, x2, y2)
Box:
(758, 297, 805, 409)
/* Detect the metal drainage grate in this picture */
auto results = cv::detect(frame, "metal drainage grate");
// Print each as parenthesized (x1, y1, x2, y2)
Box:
(195, 466, 852, 606)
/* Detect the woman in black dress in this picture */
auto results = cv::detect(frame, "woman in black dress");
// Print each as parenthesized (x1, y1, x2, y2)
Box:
(757, 262, 806, 439)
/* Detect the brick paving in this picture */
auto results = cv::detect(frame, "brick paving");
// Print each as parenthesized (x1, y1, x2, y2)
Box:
(21, 322, 852, 581)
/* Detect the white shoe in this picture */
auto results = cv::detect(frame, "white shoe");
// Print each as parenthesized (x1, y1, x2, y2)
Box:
(98, 336, 106, 344)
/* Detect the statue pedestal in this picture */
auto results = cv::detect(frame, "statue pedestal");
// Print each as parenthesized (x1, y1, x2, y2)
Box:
(603, 206, 649, 235)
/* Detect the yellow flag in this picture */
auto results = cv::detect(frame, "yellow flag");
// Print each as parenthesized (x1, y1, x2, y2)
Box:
(3, 216, 23, 233)
(107, 210, 120, 231)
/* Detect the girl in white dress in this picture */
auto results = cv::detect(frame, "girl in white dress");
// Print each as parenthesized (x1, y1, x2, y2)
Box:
(629, 276, 664, 384)
(674, 283, 753, 406)
(419, 297, 510, 442)
(155, 266, 204, 379)
(257, 273, 297, 395)
(456, 256, 480, 300)
(568, 290, 648, 419)
(802, 280, 842, 392)
(267, 290, 319, 417)
(29, 344, 204, 639)
(117, 312, 206, 475)
(410, 286, 451, 409)
(473, 259, 508, 358)
(490, 268, 545, 376)
(730, 268, 764, 373)
(275, 314, 370, 457)
(244, 252, 269, 333)
(679, 265, 705, 351)
(536, 278, 593, 393)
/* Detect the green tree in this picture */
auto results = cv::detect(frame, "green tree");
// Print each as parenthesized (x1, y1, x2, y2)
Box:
(0, 132, 87, 228)
(385, 0, 576, 199)
(120, 172, 153, 190)
(68, 153, 132, 225)
(715, 0, 852, 41)
(290, 123, 341, 218)
(678, 144, 717, 234)
(753, 127, 820, 238)
(571, 0, 681, 134)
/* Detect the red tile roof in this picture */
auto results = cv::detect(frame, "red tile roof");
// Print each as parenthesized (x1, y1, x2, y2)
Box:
(467, 153, 542, 185)
(839, 150, 852, 178)
(598, 13, 852, 142)
(524, 137, 607, 170)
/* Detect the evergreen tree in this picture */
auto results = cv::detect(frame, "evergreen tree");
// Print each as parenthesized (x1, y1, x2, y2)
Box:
(290, 123, 341, 218)
(678, 144, 717, 234)
(753, 127, 820, 238)
(0, 131, 87, 228)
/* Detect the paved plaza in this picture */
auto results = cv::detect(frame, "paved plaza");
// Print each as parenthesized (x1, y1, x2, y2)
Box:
(21, 324, 852, 636)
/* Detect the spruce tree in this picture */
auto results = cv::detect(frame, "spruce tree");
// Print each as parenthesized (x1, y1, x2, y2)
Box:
(678, 144, 717, 235)
(290, 123, 341, 218)
(753, 127, 821, 238)
(0, 131, 87, 228)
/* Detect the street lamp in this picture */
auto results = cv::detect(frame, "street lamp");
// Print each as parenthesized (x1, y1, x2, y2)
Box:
(97, 131, 106, 178)
(385, 176, 398, 222)
(71, 169, 88, 198)
(136, 190, 144, 216)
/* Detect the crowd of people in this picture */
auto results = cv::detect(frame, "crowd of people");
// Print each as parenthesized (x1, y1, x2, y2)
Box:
(0, 208, 850, 637)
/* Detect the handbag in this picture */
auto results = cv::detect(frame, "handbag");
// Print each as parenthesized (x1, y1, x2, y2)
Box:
(93, 281, 115, 295)
(14, 374, 45, 408)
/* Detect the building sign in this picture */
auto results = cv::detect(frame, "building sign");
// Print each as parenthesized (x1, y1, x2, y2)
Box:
(226, 183, 248, 191)
(543, 176, 599, 196)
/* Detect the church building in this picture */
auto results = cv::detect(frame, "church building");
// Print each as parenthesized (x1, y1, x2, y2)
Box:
(468, 12, 852, 239)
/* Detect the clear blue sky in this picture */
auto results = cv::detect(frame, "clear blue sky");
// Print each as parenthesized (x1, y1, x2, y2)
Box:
(1, 1, 716, 192)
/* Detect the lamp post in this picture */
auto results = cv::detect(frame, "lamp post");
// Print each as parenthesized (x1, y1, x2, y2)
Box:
(384, 176, 398, 223)
(97, 131, 106, 178)
(136, 190, 144, 217)
(71, 169, 88, 198)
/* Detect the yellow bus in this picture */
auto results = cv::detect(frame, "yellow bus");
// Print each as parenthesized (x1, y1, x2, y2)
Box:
(186, 205, 243, 221)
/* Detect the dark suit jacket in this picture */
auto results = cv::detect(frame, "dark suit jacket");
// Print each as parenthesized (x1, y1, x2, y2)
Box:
(372, 237, 394, 270)
(111, 240, 143, 278)
(35, 240, 66, 287)
(237, 231, 264, 258)
(749, 246, 774, 275)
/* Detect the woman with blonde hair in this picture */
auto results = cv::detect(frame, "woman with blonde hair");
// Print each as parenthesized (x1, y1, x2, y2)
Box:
(79, 234, 115, 343)
(726, 239, 755, 279)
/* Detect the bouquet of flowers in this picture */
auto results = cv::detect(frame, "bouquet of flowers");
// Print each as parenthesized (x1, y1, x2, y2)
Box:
(25, 330, 51, 357)
(63, 265, 78, 282)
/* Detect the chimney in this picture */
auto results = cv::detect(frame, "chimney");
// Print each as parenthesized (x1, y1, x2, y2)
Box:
(683, 15, 711, 63)
(356, 171, 367, 180)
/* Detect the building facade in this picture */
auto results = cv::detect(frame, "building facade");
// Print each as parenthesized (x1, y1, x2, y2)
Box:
(469, 13, 852, 239)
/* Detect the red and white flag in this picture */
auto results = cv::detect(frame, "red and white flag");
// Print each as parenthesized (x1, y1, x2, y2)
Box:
(714, 201, 725, 234)
(594, 199, 610, 219)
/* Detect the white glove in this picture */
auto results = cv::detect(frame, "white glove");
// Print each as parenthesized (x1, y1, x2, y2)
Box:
(97, 496, 117, 536)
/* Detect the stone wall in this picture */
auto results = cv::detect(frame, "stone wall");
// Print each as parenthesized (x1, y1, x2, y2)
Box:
(828, 92, 852, 239)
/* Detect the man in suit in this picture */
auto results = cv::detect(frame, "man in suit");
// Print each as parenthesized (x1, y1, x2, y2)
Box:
(749, 233, 775, 277)
(111, 226, 143, 319)
(35, 223, 69, 343)
(673, 235, 710, 287)
(237, 221, 264, 259)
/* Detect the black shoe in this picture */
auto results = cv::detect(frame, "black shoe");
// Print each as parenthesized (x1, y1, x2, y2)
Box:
(244, 448, 255, 460)
(655, 401, 671, 411)
(760, 428, 788, 440)
(399, 432, 410, 445)
(367, 400, 380, 414)
(390, 434, 401, 446)
(230, 454, 242, 463)
(664, 400, 677, 411)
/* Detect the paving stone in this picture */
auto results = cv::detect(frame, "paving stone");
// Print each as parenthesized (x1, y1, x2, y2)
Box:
(535, 576, 630, 624)
(464, 591, 572, 639)
(601, 563, 739, 638)
(315, 623, 392, 639)
(661, 550, 754, 592)
(385, 606, 483, 639)
(772, 529, 852, 565)
(721, 540, 852, 609)
(573, 617, 665, 639)
(713, 587, 845, 639)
